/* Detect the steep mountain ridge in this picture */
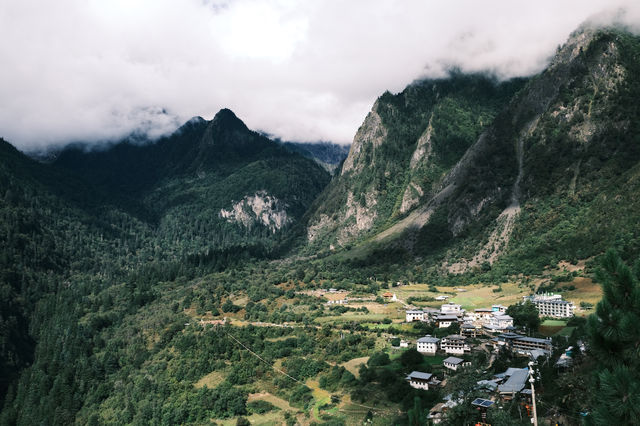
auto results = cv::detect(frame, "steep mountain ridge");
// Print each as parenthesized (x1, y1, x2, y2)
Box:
(303, 72, 527, 249)
(302, 26, 640, 276)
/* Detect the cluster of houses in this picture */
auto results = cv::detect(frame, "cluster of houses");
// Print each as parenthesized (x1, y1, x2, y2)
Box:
(396, 293, 575, 423)
(425, 365, 537, 424)
(406, 302, 515, 334)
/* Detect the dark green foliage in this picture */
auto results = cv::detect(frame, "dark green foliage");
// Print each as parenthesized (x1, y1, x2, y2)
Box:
(280, 141, 350, 172)
(318, 366, 355, 392)
(506, 300, 541, 332)
(586, 250, 640, 425)
(407, 396, 427, 426)
(288, 384, 313, 409)
(282, 357, 328, 380)
(367, 352, 390, 367)
(247, 400, 278, 414)
(236, 417, 251, 426)
(399, 349, 425, 372)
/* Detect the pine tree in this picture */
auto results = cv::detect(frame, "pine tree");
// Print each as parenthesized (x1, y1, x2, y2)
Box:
(586, 249, 640, 425)
(407, 396, 427, 426)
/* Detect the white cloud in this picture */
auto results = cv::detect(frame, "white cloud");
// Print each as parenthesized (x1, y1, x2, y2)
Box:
(0, 0, 638, 151)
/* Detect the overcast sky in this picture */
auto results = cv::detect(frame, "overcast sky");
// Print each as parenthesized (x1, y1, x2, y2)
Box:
(1, 0, 639, 151)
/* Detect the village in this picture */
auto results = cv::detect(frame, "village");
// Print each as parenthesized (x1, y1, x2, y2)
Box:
(188, 282, 589, 425)
(391, 292, 578, 424)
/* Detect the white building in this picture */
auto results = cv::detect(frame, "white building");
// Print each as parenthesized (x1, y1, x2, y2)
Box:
(473, 308, 494, 321)
(440, 302, 462, 314)
(406, 371, 433, 390)
(417, 335, 440, 355)
(440, 335, 470, 355)
(435, 295, 449, 301)
(443, 356, 470, 371)
(483, 314, 514, 333)
(524, 293, 575, 318)
(436, 314, 458, 328)
(405, 310, 425, 322)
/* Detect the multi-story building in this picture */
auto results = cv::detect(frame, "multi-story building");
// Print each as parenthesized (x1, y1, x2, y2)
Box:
(492, 333, 553, 356)
(461, 323, 479, 337)
(483, 314, 514, 333)
(443, 356, 470, 371)
(416, 335, 439, 354)
(436, 314, 459, 328)
(405, 310, 425, 322)
(473, 308, 494, 321)
(523, 293, 575, 318)
(440, 302, 462, 314)
(406, 371, 433, 390)
(492, 304, 507, 313)
(511, 336, 553, 355)
(440, 335, 470, 355)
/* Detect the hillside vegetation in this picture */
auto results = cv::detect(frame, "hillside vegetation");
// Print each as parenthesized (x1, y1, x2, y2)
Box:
(1, 25, 640, 426)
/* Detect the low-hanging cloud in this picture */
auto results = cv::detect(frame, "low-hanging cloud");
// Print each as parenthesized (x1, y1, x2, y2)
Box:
(1, 0, 639, 151)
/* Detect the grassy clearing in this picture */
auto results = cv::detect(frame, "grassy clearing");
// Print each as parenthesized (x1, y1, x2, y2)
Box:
(555, 326, 576, 337)
(218, 411, 282, 426)
(340, 356, 370, 378)
(389, 282, 531, 310)
(265, 335, 297, 342)
(219, 392, 301, 426)
(306, 379, 331, 422)
(248, 392, 295, 411)
(541, 319, 568, 327)
(194, 370, 226, 389)
(561, 277, 602, 306)
(446, 283, 529, 309)
(423, 355, 445, 366)
(315, 313, 390, 324)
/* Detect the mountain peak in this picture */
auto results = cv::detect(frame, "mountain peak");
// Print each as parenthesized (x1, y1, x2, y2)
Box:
(211, 108, 248, 133)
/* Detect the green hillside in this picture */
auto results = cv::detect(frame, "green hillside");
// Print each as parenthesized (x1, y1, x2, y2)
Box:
(300, 28, 640, 285)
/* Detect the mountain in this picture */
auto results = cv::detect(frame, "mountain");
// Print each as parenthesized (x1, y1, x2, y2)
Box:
(52, 109, 331, 255)
(280, 141, 350, 172)
(0, 109, 331, 410)
(302, 26, 640, 278)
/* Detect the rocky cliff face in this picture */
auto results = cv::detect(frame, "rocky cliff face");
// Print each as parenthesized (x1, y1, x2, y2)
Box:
(220, 190, 291, 233)
(304, 71, 526, 249)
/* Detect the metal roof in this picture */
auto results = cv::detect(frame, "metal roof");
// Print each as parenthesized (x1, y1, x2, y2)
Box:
(498, 368, 529, 394)
(436, 315, 459, 320)
(443, 356, 464, 365)
(516, 336, 551, 344)
(417, 336, 440, 343)
(407, 371, 433, 381)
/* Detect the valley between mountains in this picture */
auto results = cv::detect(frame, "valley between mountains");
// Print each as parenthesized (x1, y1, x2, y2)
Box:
(1, 25, 640, 425)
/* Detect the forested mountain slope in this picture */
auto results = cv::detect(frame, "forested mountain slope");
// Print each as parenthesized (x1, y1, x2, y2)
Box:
(0, 110, 331, 416)
(53, 109, 330, 254)
(301, 27, 640, 280)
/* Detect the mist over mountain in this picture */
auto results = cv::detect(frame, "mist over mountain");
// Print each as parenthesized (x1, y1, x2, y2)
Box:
(3, 1, 639, 150)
